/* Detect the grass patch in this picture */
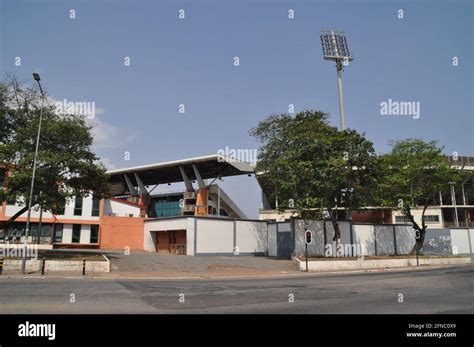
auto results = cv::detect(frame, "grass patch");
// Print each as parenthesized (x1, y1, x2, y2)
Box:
(37, 250, 106, 261)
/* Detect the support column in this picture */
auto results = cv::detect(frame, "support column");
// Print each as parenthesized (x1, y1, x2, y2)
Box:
(124, 174, 138, 196)
(179, 166, 194, 192)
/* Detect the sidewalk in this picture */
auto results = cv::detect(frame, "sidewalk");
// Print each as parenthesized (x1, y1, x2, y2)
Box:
(1, 262, 471, 281)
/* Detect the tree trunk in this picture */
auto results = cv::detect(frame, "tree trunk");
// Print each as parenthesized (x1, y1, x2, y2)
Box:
(407, 204, 429, 255)
(332, 219, 341, 243)
(410, 226, 426, 255)
(328, 208, 341, 242)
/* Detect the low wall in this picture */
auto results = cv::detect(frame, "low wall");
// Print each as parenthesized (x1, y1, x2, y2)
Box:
(267, 223, 277, 257)
(293, 220, 473, 258)
(141, 217, 474, 258)
(3, 256, 110, 273)
(295, 256, 471, 272)
(451, 228, 474, 255)
(193, 218, 267, 255)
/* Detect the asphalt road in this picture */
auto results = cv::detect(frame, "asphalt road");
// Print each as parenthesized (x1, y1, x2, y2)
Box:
(0, 266, 472, 314)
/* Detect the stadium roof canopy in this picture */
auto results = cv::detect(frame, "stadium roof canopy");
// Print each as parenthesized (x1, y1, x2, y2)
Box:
(107, 154, 255, 196)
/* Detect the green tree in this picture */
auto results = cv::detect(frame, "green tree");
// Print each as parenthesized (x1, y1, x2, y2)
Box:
(0, 76, 109, 232)
(380, 139, 464, 254)
(250, 110, 381, 247)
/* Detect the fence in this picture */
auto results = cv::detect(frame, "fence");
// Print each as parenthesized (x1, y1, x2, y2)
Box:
(288, 219, 474, 258)
(145, 216, 474, 258)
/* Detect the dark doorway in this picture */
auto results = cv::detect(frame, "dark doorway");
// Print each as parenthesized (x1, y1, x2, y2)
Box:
(156, 230, 186, 254)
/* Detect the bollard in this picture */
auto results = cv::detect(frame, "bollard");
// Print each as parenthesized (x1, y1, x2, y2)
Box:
(82, 258, 86, 276)
(41, 257, 46, 275)
(0, 257, 3, 275)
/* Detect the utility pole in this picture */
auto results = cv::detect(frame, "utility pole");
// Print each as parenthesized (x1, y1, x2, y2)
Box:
(21, 73, 45, 274)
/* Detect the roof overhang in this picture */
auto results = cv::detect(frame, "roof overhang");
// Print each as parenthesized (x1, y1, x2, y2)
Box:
(107, 154, 255, 196)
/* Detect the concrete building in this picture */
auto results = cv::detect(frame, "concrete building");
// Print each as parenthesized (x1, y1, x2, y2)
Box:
(1, 154, 472, 257)
(0, 155, 256, 253)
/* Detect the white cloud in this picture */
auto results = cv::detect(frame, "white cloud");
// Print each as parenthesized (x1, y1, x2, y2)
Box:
(86, 108, 136, 149)
(45, 95, 133, 149)
(89, 117, 122, 149)
(99, 156, 118, 170)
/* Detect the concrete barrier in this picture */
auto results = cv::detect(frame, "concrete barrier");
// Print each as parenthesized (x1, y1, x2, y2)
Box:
(295, 256, 471, 272)
(3, 254, 110, 273)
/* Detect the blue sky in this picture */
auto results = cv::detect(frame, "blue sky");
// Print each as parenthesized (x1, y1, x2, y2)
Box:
(1, 0, 473, 218)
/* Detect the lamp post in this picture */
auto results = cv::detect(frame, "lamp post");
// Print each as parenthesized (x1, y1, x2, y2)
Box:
(320, 30, 353, 130)
(21, 73, 45, 275)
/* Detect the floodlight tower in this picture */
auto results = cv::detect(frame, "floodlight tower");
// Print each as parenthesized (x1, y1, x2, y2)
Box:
(320, 30, 353, 130)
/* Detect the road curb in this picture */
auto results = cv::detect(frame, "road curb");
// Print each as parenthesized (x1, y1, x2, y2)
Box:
(0, 263, 470, 281)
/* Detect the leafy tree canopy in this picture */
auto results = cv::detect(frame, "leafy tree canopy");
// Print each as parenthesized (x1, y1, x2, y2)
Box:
(250, 110, 381, 241)
(0, 76, 109, 229)
(380, 138, 465, 253)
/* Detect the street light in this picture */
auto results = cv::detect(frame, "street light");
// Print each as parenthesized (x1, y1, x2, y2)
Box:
(21, 73, 45, 274)
(320, 30, 353, 130)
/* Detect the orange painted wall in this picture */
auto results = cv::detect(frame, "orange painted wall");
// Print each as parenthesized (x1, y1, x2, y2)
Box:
(99, 215, 144, 250)
(195, 188, 208, 216)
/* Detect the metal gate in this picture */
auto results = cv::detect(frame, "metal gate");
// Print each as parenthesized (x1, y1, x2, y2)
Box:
(276, 222, 294, 258)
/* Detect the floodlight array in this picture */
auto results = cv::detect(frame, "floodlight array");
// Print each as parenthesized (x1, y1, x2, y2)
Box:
(320, 30, 353, 61)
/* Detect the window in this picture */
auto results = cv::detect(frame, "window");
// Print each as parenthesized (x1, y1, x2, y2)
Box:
(74, 196, 83, 216)
(90, 225, 99, 243)
(40, 224, 51, 237)
(72, 224, 81, 243)
(91, 195, 100, 217)
(54, 224, 63, 243)
(54, 201, 66, 216)
(395, 216, 410, 223)
(423, 215, 440, 223)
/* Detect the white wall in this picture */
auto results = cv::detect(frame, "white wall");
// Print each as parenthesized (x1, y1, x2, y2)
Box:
(143, 228, 156, 252)
(195, 219, 234, 254)
(294, 220, 325, 257)
(104, 199, 140, 217)
(395, 225, 416, 254)
(375, 225, 396, 255)
(235, 220, 267, 253)
(5, 204, 53, 219)
(145, 218, 188, 232)
(451, 229, 471, 254)
(62, 224, 73, 243)
(268, 223, 277, 257)
(186, 218, 195, 256)
(80, 224, 91, 244)
(470, 229, 474, 254)
(325, 221, 352, 246)
(353, 225, 375, 256)
(5, 195, 100, 221)
(259, 210, 296, 221)
(392, 207, 443, 228)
